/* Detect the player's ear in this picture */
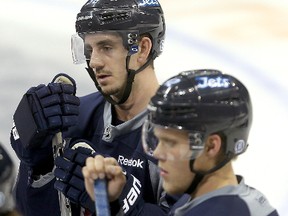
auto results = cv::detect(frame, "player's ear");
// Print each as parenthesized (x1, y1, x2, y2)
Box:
(137, 36, 152, 63)
(205, 134, 222, 158)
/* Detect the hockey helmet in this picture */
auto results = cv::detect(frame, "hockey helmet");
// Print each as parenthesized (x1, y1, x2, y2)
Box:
(72, 0, 165, 64)
(142, 69, 252, 160)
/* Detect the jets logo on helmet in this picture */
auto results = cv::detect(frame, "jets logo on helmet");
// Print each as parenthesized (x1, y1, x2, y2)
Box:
(196, 76, 230, 89)
(139, 0, 160, 7)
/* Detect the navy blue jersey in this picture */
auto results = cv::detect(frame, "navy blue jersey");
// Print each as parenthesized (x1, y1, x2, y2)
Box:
(11, 92, 175, 216)
(169, 176, 278, 216)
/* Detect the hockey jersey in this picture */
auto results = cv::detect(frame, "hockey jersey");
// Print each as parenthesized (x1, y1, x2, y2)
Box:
(11, 92, 173, 216)
(169, 176, 279, 216)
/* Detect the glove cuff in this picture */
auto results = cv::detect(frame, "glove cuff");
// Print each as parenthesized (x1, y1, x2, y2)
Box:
(118, 174, 144, 215)
(13, 94, 49, 149)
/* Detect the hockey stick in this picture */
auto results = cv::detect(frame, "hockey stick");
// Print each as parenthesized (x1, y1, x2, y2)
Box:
(52, 74, 75, 216)
(52, 75, 110, 216)
(94, 179, 110, 216)
(53, 132, 72, 216)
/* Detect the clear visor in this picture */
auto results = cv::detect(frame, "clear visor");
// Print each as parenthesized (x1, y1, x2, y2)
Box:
(71, 34, 86, 64)
(71, 31, 139, 64)
(142, 120, 205, 161)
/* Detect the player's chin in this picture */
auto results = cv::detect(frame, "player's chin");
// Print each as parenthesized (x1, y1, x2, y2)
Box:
(163, 180, 187, 195)
(162, 180, 174, 194)
(100, 86, 118, 96)
(163, 184, 179, 195)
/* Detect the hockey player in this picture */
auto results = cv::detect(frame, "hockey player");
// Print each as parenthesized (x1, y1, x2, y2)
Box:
(83, 69, 279, 216)
(10, 0, 173, 215)
(0, 143, 20, 216)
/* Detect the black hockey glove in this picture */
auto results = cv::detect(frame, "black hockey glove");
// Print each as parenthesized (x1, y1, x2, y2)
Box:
(54, 139, 97, 213)
(11, 73, 80, 169)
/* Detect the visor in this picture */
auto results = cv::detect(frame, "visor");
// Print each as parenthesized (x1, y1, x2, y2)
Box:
(71, 34, 86, 64)
(142, 120, 205, 161)
(71, 30, 139, 64)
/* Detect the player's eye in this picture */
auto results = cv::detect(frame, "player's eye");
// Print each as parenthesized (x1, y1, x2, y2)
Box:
(101, 45, 113, 52)
(84, 47, 92, 59)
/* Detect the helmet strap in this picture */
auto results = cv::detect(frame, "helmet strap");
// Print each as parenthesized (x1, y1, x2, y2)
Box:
(185, 152, 234, 194)
(185, 159, 203, 194)
(86, 65, 120, 105)
(85, 52, 154, 105)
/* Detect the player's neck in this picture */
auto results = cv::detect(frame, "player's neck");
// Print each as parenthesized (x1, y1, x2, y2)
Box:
(192, 163, 238, 198)
(115, 68, 159, 121)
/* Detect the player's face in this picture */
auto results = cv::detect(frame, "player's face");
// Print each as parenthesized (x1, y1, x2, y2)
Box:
(153, 127, 195, 195)
(84, 33, 129, 98)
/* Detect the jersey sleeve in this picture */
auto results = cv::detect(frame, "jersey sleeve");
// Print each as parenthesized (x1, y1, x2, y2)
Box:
(13, 162, 61, 216)
(117, 173, 174, 216)
(11, 92, 104, 216)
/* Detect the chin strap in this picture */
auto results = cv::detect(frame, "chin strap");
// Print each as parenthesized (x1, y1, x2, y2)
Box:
(86, 65, 136, 105)
(86, 51, 156, 105)
(185, 152, 234, 194)
(184, 159, 204, 194)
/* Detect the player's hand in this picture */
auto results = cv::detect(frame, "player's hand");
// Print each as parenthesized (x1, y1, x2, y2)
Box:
(54, 139, 98, 213)
(13, 73, 80, 149)
(82, 155, 126, 202)
(11, 73, 79, 169)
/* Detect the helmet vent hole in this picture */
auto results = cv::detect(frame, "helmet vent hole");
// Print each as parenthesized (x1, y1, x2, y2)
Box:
(99, 12, 132, 24)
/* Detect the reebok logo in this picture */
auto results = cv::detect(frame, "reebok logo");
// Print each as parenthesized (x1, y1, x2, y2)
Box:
(118, 155, 144, 169)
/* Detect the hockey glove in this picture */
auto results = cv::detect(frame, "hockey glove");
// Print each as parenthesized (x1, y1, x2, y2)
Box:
(54, 139, 97, 213)
(11, 73, 80, 168)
